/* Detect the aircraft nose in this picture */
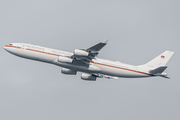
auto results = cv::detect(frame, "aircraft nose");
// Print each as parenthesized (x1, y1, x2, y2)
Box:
(4, 45, 7, 50)
(4, 45, 9, 52)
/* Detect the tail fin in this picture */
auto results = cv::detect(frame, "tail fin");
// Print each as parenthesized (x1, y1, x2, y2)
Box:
(145, 51, 174, 68)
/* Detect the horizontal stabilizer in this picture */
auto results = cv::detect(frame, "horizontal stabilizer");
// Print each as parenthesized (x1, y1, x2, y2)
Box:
(150, 66, 167, 74)
(153, 72, 170, 79)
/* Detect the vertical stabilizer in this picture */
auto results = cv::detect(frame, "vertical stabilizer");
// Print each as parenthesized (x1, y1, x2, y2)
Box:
(145, 51, 174, 68)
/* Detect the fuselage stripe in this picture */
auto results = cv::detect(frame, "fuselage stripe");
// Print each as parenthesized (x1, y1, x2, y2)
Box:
(90, 62, 153, 76)
(5, 45, 21, 49)
(26, 49, 59, 56)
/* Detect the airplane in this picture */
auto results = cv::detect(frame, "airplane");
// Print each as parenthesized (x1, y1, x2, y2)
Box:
(4, 40, 174, 81)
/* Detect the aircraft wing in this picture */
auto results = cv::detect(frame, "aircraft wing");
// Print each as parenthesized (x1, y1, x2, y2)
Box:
(87, 39, 109, 52)
(72, 40, 109, 62)
(93, 73, 119, 79)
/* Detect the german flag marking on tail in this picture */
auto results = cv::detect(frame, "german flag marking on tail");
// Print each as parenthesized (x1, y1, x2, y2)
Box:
(161, 55, 165, 59)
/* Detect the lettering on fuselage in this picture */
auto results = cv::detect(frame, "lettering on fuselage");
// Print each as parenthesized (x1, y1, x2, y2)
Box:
(23, 44, 72, 57)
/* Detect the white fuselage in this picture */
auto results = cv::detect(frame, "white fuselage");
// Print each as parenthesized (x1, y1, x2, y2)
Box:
(4, 43, 153, 78)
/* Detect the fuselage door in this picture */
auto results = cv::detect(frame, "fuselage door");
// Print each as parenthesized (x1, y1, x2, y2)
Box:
(18, 44, 23, 50)
(21, 44, 26, 50)
(133, 66, 137, 72)
(47, 49, 52, 55)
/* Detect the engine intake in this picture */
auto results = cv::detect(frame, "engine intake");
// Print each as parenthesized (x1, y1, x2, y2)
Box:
(61, 68, 77, 75)
(58, 56, 73, 63)
(81, 73, 96, 81)
(74, 49, 89, 56)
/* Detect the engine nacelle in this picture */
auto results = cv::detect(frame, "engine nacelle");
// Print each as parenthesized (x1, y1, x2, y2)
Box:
(81, 73, 96, 81)
(58, 56, 73, 63)
(74, 49, 89, 56)
(61, 68, 77, 75)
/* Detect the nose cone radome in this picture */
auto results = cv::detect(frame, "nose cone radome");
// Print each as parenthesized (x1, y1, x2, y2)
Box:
(4, 45, 8, 51)
(4, 45, 11, 53)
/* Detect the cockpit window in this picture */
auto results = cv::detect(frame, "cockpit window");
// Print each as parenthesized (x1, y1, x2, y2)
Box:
(9, 44, 12, 46)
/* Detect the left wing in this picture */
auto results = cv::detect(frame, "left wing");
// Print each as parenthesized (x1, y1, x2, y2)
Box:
(93, 73, 119, 79)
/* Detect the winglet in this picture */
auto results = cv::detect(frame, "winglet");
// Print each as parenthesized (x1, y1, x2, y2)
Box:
(102, 39, 109, 44)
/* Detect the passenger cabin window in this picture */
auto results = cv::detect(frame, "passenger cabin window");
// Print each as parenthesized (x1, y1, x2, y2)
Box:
(9, 44, 12, 46)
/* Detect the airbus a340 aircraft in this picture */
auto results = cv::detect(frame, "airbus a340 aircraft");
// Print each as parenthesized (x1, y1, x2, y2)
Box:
(4, 40, 174, 80)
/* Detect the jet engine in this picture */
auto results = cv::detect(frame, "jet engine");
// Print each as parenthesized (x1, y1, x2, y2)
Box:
(74, 49, 89, 56)
(58, 56, 73, 63)
(61, 68, 77, 75)
(81, 73, 96, 81)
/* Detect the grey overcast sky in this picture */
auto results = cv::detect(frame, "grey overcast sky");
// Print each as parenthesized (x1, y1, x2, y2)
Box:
(0, 0, 180, 120)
